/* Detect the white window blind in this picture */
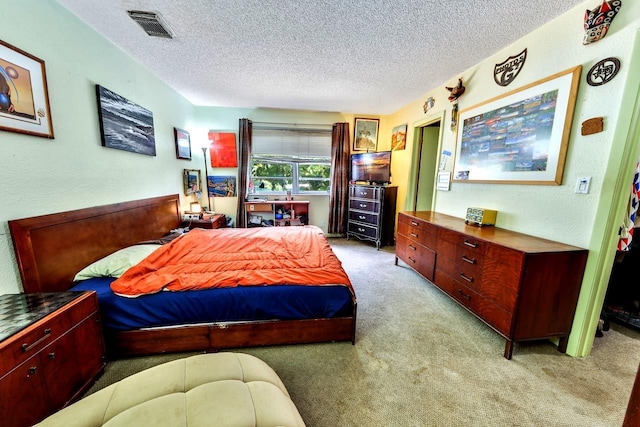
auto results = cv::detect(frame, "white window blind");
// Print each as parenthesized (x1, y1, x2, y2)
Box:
(252, 128, 331, 161)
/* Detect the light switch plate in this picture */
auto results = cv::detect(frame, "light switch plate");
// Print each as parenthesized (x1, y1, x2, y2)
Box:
(575, 176, 591, 194)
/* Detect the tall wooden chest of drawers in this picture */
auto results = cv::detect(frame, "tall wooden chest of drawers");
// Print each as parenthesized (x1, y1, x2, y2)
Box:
(0, 292, 106, 427)
(395, 211, 588, 359)
(347, 185, 397, 249)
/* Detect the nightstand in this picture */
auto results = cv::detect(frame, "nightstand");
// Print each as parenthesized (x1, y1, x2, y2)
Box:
(182, 214, 226, 229)
(0, 292, 107, 427)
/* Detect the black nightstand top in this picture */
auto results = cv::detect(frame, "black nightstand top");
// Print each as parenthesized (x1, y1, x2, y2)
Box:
(0, 292, 83, 342)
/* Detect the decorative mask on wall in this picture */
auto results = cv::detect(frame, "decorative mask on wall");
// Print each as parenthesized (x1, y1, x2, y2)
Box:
(445, 78, 465, 102)
(583, 0, 622, 45)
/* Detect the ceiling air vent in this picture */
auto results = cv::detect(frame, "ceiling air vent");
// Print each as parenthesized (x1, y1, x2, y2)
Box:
(127, 10, 173, 39)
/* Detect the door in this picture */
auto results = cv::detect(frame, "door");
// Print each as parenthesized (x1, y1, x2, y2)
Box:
(415, 124, 440, 211)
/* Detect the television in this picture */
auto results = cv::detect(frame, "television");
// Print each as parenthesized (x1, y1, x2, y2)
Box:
(351, 151, 392, 184)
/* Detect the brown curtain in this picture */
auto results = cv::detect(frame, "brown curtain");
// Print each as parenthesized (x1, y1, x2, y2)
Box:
(328, 122, 350, 235)
(236, 118, 252, 227)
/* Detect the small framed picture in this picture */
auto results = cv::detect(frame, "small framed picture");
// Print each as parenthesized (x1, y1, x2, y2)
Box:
(183, 169, 201, 195)
(0, 40, 54, 138)
(174, 127, 191, 160)
(354, 118, 379, 151)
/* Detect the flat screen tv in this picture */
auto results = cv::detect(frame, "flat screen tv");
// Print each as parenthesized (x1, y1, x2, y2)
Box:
(351, 151, 392, 184)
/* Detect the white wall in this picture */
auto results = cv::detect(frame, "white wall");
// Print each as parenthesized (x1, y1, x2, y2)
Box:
(387, 1, 639, 249)
(0, 1, 198, 293)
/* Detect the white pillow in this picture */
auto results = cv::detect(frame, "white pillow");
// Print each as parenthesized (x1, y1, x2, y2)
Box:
(73, 244, 161, 281)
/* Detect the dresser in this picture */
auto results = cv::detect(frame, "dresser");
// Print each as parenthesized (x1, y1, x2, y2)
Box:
(395, 211, 588, 359)
(347, 185, 397, 249)
(0, 292, 106, 427)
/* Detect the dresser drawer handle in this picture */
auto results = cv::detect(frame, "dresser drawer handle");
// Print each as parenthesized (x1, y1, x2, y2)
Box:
(357, 227, 365, 233)
(410, 221, 419, 226)
(408, 257, 416, 264)
(462, 256, 476, 264)
(457, 289, 471, 301)
(21, 328, 52, 353)
(408, 244, 416, 251)
(359, 191, 367, 196)
(410, 232, 419, 238)
(463, 240, 477, 248)
(359, 203, 368, 208)
(358, 215, 366, 220)
(460, 273, 473, 283)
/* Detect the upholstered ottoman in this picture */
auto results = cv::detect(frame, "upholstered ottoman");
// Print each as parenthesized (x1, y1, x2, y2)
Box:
(36, 352, 305, 427)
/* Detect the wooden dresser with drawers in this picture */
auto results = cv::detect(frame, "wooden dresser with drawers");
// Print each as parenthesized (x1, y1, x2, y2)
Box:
(395, 211, 588, 359)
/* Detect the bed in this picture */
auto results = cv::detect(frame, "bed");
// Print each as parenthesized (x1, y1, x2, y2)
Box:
(8, 194, 357, 357)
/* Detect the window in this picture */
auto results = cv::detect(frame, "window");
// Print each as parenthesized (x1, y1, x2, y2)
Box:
(251, 127, 332, 194)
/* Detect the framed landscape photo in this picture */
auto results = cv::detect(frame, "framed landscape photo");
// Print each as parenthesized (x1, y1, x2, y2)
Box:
(96, 85, 156, 156)
(174, 127, 191, 160)
(391, 123, 407, 151)
(354, 118, 379, 151)
(453, 65, 581, 185)
(0, 40, 54, 138)
(183, 169, 200, 195)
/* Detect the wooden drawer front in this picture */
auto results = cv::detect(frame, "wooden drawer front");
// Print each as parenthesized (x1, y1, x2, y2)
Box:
(434, 271, 511, 337)
(438, 228, 485, 252)
(348, 221, 378, 239)
(349, 210, 378, 225)
(42, 313, 105, 409)
(456, 245, 483, 291)
(350, 186, 379, 200)
(0, 294, 98, 377)
(397, 219, 436, 248)
(396, 235, 435, 281)
(435, 238, 457, 278)
(481, 245, 523, 312)
(449, 280, 481, 313)
(476, 299, 512, 337)
(0, 354, 50, 427)
(349, 199, 379, 213)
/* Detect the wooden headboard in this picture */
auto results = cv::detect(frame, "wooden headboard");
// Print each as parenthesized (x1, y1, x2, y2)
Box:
(9, 194, 181, 294)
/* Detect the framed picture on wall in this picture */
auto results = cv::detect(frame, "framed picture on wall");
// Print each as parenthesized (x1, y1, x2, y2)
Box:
(96, 84, 156, 156)
(453, 65, 581, 185)
(0, 40, 54, 138)
(354, 118, 379, 151)
(391, 123, 407, 151)
(183, 169, 201, 195)
(174, 127, 191, 160)
(208, 131, 238, 167)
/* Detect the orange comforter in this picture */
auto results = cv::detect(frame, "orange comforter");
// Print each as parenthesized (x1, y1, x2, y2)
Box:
(111, 225, 353, 297)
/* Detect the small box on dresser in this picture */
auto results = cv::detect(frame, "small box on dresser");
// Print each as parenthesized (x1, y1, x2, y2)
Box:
(395, 211, 588, 359)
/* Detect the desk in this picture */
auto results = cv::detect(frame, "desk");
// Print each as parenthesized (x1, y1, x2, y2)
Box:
(245, 200, 309, 227)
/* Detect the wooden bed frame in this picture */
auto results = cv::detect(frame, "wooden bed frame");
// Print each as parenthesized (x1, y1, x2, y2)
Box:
(8, 194, 357, 358)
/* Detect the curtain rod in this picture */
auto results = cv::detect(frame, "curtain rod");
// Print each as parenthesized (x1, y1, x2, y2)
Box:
(252, 121, 333, 128)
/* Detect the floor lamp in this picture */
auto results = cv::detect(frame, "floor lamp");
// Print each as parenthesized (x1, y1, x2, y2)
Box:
(201, 146, 212, 212)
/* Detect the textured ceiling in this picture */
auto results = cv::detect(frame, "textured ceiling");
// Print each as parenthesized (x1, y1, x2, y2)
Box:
(55, 0, 585, 115)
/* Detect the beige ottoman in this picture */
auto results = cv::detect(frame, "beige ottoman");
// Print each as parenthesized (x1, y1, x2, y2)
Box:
(36, 352, 305, 427)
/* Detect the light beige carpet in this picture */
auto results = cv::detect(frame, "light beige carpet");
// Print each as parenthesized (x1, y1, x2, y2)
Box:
(87, 237, 640, 426)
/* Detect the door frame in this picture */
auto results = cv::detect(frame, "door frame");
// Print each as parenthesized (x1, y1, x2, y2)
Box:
(570, 30, 640, 356)
(405, 111, 446, 211)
